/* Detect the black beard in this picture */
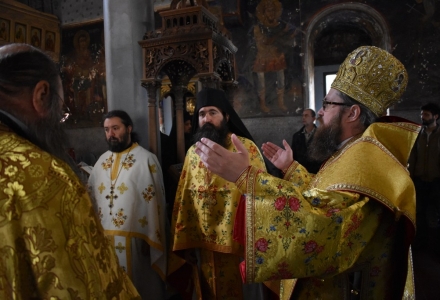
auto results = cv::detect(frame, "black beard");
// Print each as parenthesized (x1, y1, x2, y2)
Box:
(107, 132, 131, 152)
(308, 113, 343, 162)
(422, 118, 435, 126)
(193, 119, 230, 148)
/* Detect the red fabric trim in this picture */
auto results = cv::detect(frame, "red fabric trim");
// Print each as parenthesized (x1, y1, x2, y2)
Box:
(233, 194, 246, 246)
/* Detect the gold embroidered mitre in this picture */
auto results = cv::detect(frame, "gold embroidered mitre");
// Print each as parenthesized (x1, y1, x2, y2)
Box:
(331, 46, 408, 116)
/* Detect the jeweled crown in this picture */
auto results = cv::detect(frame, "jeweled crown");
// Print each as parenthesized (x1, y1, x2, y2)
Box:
(331, 46, 408, 117)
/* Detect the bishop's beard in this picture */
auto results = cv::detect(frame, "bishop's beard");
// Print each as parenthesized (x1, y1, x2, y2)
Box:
(308, 112, 343, 163)
(193, 119, 230, 148)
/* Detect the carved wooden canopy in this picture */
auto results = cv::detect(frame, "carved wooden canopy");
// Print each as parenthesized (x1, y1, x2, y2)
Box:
(140, 4, 237, 85)
(139, 2, 238, 162)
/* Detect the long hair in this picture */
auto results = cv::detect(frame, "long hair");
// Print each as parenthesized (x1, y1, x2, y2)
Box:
(103, 110, 140, 143)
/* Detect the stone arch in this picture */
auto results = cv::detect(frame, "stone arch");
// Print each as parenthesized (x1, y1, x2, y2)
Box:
(304, 3, 391, 108)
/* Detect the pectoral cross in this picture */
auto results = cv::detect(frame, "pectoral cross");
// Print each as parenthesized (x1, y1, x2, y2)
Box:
(105, 186, 118, 215)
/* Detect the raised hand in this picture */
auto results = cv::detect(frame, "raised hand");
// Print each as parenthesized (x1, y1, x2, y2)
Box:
(195, 134, 249, 182)
(261, 140, 293, 171)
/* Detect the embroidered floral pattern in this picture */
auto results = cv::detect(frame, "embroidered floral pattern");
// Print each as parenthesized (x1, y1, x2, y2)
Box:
(111, 208, 127, 228)
(101, 155, 113, 170)
(142, 184, 155, 202)
(122, 154, 135, 170)
(255, 237, 270, 252)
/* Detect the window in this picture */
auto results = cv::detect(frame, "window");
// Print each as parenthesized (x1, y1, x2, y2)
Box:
(325, 73, 337, 95)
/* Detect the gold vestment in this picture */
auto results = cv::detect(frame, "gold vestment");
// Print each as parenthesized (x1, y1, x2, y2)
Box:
(0, 123, 140, 299)
(169, 135, 266, 299)
(237, 121, 419, 299)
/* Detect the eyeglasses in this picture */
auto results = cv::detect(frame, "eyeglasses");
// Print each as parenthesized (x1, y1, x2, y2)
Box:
(322, 100, 351, 112)
(60, 98, 72, 123)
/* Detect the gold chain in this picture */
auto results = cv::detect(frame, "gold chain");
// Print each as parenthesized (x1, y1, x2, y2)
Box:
(105, 149, 132, 215)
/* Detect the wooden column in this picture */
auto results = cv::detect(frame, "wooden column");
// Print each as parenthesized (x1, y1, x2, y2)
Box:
(173, 85, 186, 163)
(142, 80, 161, 156)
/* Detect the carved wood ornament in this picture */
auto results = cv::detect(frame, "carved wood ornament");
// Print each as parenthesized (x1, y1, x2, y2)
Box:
(139, 0, 237, 162)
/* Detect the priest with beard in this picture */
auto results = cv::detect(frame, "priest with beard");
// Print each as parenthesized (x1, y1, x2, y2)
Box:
(0, 44, 139, 298)
(88, 110, 167, 300)
(194, 46, 419, 299)
(168, 88, 270, 299)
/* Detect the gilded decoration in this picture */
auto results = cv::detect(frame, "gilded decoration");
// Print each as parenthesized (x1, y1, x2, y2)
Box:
(331, 46, 408, 116)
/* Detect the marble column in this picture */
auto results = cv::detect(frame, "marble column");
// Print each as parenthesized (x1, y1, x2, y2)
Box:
(103, 0, 155, 152)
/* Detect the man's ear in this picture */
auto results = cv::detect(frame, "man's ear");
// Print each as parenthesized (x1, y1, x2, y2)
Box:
(127, 125, 133, 134)
(226, 113, 230, 122)
(32, 80, 51, 117)
(346, 104, 361, 122)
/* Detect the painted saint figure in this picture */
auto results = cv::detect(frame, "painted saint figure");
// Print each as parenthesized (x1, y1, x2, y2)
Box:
(252, 0, 297, 113)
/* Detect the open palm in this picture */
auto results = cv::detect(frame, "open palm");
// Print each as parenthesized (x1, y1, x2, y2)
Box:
(261, 140, 293, 171)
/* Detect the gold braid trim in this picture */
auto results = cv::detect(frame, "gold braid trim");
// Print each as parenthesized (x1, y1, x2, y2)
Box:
(283, 161, 300, 180)
(245, 166, 260, 284)
(235, 166, 252, 189)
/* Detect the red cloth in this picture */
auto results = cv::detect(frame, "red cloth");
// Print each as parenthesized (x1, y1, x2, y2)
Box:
(233, 194, 247, 282)
(233, 194, 246, 246)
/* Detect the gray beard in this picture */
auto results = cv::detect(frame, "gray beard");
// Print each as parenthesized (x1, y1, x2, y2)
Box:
(26, 113, 82, 180)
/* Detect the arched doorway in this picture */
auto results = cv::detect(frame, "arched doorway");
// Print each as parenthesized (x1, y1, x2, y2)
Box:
(304, 3, 391, 110)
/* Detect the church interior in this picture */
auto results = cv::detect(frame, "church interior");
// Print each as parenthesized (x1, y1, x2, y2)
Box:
(1, 0, 439, 298)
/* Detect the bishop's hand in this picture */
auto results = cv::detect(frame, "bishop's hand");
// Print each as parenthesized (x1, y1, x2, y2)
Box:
(195, 134, 249, 183)
(261, 140, 293, 171)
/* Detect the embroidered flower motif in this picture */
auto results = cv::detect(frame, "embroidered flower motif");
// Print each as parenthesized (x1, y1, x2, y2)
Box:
(326, 208, 341, 217)
(343, 213, 362, 238)
(269, 225, 276, 231)
(288, 197, 300, 211)
(28, 164, 44, 178)
(303, 240, 318, 254)
(311, 197, 321, 206)
(23, 225, 58, 257)
(256, 256, 264, 264)
(268, 261, 293, 280)
(29, 152, 41, 159)
(122, 154, 135, 170)
(142, 184, 155, 202)
(248, 145, 258, 159)
(102, 156, 113, 170)
(255, 238, 269, 252)
(3, 181, 26, 220)
(274, 196, 287, 211)
(111, 208, 127, 228)
(4, 165, 18, 177)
